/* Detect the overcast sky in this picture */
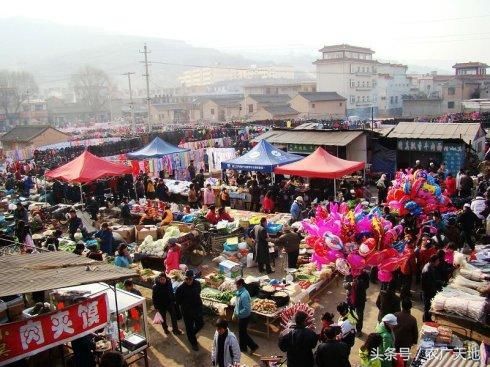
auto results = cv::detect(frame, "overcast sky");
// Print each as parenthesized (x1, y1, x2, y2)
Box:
(2, 0, 490, 66)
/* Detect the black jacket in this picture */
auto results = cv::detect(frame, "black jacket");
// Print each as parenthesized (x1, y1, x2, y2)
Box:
(175, 280, 202, 316)
(421, 262, 443, 296)
(376, 290, 401, 321)
(278, 325, 318, 367)
(344, 272, 370, 306)
(315, 340, 351, 367)
(152, 280, 175, 310)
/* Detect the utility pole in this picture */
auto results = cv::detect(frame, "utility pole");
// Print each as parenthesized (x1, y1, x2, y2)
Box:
(140, 44, 152, 132)
(26, 89, 32, 125)
(122, 72, 136, 132)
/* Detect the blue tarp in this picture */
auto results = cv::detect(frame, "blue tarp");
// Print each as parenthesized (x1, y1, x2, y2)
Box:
(127, 137, 189, 159)
(221, 140, 302, 173)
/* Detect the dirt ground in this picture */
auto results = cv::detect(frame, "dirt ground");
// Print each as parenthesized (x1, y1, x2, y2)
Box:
(135, 260, 424, 367)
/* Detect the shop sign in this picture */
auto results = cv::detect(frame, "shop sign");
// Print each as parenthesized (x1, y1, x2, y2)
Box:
(397, 139, 443, 152)
(443, 144, 465, 175)
(287, 143, 316, 154)
(0, 293, 109, 366)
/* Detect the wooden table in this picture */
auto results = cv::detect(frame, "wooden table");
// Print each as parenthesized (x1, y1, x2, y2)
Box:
(250, 309, 282, 338)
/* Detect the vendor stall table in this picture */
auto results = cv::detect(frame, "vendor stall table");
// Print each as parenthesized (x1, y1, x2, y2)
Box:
(250, 309, 282, 338)
(431, 311, 490, 344)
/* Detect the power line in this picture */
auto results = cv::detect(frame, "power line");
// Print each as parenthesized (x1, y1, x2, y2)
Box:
(139, 44, 152, 132)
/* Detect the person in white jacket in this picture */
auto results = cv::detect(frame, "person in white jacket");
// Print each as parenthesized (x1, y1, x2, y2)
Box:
(470, 195, 486, 220)
(211, 318, 241, 367)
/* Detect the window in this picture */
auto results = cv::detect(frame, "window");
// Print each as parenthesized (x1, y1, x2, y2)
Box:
(390, 96, 394, 104)
(248, 104, 253, 113)
(211, 108, 215, 115)
(448, 87, 455, 95)
(362, 81, 365, 87)
(312, 103, 315, 108)
(357, 96, 360, 102)
(357, 66, 360, 72)
(362, 96, 365, 102)
(448, 101, 455, 109)
(366, 96, 370, 102)
(350, 79, 355, 88)
(339, 102, 343, 106)
(350, 96, 355, 104)
(395, 96, 398, 103)
(356, 81, 359, 87)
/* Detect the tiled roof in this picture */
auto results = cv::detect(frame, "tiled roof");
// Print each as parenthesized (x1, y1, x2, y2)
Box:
(298, 92, 346, 102)
(252, 129, 363, 146)
(0, 125, 65, 142)
(263, 105, 299, 116)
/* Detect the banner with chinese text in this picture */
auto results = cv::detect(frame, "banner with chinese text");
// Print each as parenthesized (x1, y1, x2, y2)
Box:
(0, 293, 109, 366)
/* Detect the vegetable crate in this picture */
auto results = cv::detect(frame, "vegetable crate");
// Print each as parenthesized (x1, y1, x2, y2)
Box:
(209, 229, 244, 255)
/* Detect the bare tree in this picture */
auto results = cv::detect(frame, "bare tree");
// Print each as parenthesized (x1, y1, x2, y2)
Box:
(0, 70, 38, 125)
(71, 65, 113, 119)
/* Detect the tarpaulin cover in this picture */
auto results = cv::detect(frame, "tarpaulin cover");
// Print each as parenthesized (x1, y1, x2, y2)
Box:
(221, 140, 302, 173)
(274, 147, 365, 178)
(127, 137, 189, 159)
(45, 150, 132, 184)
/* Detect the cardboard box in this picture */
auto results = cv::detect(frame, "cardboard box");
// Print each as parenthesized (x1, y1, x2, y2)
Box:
(135, 225, 158, 244)
(219, 260, 241, 278)
(111, 226, 135, 243)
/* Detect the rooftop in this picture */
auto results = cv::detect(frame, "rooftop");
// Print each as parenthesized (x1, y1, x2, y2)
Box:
(0, 251, 137, 297)
(207, 95, 244, 107)
(453, 62, 488, 69)
(0, 125, 67, 143)
(252, 129, 364, 146)
(263, 105, 299, 116)
(248, 94, 291, 105)
(298, 92, 346, 102)
(386, 122, 484, 145)
(319, 44, 374, 54)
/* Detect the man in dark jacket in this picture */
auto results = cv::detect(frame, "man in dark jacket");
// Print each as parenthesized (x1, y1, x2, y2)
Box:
(278, 311, 318, 367)
(272, 225, 301, 269)
(175, 270, 204, 350)
(394, 299, 418, 352)
(343, 271, 369, 335)
(421, 254, 442, 321)
(152, 273, 182, 335)
(458, 203, 480, 250)
(375, 284, 400, 322)
(13, 202, 28, 223)
(254, 217, 272, 274)
(120, 198, 132, 225)
(68, 209, 85, 240)
(315, 326, 351, 367)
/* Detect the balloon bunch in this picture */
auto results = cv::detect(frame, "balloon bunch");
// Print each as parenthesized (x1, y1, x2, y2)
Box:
(386, 169, 453, 217)
(303, 203, 410, 283)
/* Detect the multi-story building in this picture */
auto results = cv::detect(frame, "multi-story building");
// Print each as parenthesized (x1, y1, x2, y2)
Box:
(243, 81, 316, 97)
(19, 99, 49, 124)
(376, 63, 410, 117)
(314, 44, 378, 118)
(178, 65, 295, 87)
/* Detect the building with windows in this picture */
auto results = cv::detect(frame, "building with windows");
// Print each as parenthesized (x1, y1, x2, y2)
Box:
(376, 63, 410, 117)
(201, 95, 243, 122)
(314, 44, 378, 118)
(240, 94, 296, 121)
(243, 81, 316, 97)
(289, 92, 346, 119)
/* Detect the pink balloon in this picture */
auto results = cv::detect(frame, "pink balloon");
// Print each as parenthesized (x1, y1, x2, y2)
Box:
(347, 253, 366, 269)
(326, 250, 344, 262)
(365, 251, 384, 266)
(335, 258, 351, 276)
(378, 270, 393, 282)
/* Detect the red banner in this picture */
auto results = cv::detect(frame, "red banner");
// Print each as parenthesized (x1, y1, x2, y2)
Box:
(0, 293, 110, 366)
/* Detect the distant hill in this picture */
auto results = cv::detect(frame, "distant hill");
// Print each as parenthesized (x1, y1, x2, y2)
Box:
(0, 17, 256, 89)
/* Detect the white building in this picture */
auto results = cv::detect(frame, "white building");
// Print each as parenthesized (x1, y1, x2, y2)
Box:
(314, 44, 378, 118)
(376, 63, 410, 117)
(178, 65, 295, 87)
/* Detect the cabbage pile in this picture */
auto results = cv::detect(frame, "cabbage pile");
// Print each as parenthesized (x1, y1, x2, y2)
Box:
(138, 226, 181, 256)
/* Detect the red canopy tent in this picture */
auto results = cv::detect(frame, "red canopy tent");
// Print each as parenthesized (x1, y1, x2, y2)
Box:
(45, 151, 132, 184)
(274, 147, 365, 179)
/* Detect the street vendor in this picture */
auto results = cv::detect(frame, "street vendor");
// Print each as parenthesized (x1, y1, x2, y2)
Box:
(139, 206, 158, 225)
(205, 204, 219, 225)
(217, 207, 234, 222)
(68, 209, 86, 240)
(120, 197, 132, 225)
(13, 202, 28, 223)
(160, 204, 174, 226)
(164, 238, 181, 272)
(94, 222, 115, 255)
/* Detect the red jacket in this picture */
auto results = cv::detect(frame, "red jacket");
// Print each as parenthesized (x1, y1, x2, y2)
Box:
(444, 177, 456, 197)
(205, 211, 219, 225)
(217, 212, 234, 222)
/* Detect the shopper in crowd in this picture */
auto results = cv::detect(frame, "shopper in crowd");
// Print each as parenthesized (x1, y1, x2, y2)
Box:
(175, 270, 204, 351)
(249, 180, 261, 212)
(394, 299, 418, 355)
(421, 254, 442, 321)
(374, 314, 398, 367)
(211, 318, 241, 367)
(220, 187, 230, 207)
(444, 173, 457, 197)
(164, 239, 181, 272)
(234, 278, 258, 353)
(290, 196, 304, 223)
(375, 283, 400, 322)
(262, 190, 275, 213)
(376, 174, 388, 205)
(152, 273, 182, 335)
(343, 270, 370, 335)
(278, 311, 318, 367)
(336, 302, 357, 352)
(458, 203, 480, 250)
(459, 170, 473, 197)
(203, 183, 216, 207)
(120, 197, 132, 225)
(124, 279, 142, 296)
(114, 244, 133, 268)
(359, 333, 383, 367)
(254, 217, 272, 274)
(13, 202, 28, 223)
(271, 225, 301, 269)
(315, 326, 351, 367)
(188, 160, 196, 180)
(187, 183, 199, 209)
(318, 312, 335, 343)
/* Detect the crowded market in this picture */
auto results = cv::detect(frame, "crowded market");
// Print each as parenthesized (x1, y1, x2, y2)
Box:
(0, 120, 488, 367)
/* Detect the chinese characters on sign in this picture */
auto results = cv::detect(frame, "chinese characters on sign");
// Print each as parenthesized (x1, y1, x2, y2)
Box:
(369, 347, 481, 362)
(287, 143, 316, 154)
(443, 144, 465, 176)
(397, 139, 444, 152)
(0, 293, 109, 366)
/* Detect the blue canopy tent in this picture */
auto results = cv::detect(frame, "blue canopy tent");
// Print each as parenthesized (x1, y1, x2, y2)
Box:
(221, 140, 302, 173)
(127, 137, 189, 159)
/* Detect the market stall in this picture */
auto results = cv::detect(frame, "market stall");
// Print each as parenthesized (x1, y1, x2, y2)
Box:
(274, 147, 365, 197)
(0, 251, 141, 366)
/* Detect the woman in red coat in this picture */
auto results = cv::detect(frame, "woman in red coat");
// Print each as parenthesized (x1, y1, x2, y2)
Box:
(444, 173, 456, 197)
(262, 191, 275, 213)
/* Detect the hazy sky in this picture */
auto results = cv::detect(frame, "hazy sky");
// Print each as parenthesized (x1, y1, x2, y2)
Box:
(2, 0, 490, 66)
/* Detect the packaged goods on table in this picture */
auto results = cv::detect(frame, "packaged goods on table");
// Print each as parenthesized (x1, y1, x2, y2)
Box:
(251, 299, 277, 314)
